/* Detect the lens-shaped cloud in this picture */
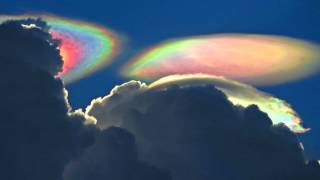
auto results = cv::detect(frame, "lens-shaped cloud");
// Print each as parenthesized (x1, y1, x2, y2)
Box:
(0, 14, 120, 83)
(149, 74, 309, 133)
(122, 34, 320, 86)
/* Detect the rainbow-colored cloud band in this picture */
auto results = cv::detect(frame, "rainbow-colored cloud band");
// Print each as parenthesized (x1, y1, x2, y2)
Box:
(149, 74, 309, 133)
(122, 34, 320, 86)
(0, 15, 120, 83)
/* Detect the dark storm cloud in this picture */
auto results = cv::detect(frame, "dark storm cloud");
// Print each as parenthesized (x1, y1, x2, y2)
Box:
(86, 77, 320, 180)
(0, 18, 63, 75)
(0, 19, 96, 180)
(0, 19, 172, 180)
(64, 127, 172, 180)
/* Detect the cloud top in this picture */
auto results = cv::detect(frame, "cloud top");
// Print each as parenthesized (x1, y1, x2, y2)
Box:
(149, 74, 308, 133)
(85, 74, 319, 180)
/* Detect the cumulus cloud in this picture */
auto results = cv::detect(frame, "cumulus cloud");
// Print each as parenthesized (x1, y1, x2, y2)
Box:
(0, 18, 173, 180)
(64, 127, 172, 180)
(1, 18, 319, 180)
(0, 18, 63, 75)
(149, 74, 308, 133)
(0, 19, 97, 180)
(87, 74, 307, 133)
(66, 81, 171, 180)
(85, 80, 148, 129)
(84, 74, 320, 180)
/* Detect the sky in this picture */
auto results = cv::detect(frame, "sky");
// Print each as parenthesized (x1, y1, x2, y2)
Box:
(1, 1, 320, 179)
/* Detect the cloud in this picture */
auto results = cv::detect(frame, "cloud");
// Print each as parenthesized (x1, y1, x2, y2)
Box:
(0, 18, 172, 180)
(66, 81, 171, 180)
(88, 74, 308, 133)
(0, 14, 121, 84)
(86, 74, 320, 180)
(64, 127, 172, 180)
(0, 18, 63, 75)
(0, 19, 96, 180)
(1, 18, 319, 180)
(85, 80, 148, 129)
(121, 34, 320, 86)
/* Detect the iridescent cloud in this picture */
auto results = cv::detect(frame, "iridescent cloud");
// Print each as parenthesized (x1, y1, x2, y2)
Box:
(122, 34, 320, 86)
(0, 14, 120, 83)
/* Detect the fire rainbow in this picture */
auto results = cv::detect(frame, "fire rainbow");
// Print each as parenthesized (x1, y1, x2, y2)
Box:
(122, 34, 320, 86)
(0, 14, 120, 83)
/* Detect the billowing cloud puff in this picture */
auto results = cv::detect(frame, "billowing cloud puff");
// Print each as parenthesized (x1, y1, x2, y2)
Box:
(85, 74, 319, 180)
(0, 18, 63, 75)
(87, 74, 308, 133)
(65, 81, 173, 180)
(0, 19, 98, 180)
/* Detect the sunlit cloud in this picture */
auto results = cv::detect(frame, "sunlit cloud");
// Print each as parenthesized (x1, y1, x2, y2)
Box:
(149, 74, 309, 133)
